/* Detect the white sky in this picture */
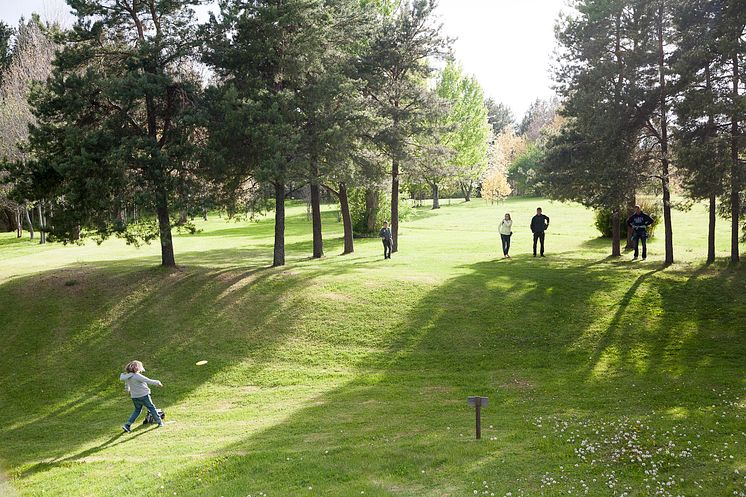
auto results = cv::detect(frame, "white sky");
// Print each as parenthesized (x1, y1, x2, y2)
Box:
(0, 0, 566, 118)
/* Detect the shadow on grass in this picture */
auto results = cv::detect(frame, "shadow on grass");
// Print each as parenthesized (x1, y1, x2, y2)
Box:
(146, 258, 746, 496)
(3, 248, 745, 495)
(0, 244, 375, 472)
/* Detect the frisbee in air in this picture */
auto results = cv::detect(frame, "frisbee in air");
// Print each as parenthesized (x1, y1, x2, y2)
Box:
(195, 360, 208, 366)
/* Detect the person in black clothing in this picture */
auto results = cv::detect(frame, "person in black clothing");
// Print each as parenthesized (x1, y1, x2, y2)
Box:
(379, 221, 392, 259)
(530, 207, 550, 257)
(627, 205, 654, 260)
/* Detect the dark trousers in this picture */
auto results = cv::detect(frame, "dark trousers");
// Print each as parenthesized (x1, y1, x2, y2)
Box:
(500, 234, 511, 255)
(533, 232, 545, 256)
(632, 230, 647, 258)
(382, 239, 392, 258)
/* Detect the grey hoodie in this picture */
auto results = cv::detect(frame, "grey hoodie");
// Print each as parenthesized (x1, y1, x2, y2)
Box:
(120, 372, 162, 398)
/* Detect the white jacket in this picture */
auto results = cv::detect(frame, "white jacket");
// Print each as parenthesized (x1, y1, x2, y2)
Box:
(499, 219, 513, 236)
(120, 372, 162, 398)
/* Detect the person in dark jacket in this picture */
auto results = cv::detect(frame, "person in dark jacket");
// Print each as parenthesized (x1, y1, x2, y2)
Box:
(530, 207, 550, 257)
(379, 221, 392, 259)
(627, 205, 654, 260)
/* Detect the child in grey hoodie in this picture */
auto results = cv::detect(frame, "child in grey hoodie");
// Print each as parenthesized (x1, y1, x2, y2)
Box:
(120, 360, 164, 432)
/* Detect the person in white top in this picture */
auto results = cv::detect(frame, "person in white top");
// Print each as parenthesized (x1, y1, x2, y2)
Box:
(498, 213, 513, 258)
(120, 360, 164, 432)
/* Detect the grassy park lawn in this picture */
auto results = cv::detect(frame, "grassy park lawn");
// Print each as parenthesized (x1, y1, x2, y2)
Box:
(0, 197, 744, 497)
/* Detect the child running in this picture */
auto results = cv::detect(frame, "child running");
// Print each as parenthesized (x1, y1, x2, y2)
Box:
(120, 360, 164, 432)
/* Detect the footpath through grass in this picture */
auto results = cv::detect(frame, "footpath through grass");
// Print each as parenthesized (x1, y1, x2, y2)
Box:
(0, 198, 744, 497)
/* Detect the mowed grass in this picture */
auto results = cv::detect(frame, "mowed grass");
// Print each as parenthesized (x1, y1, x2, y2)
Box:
(0, 197, 744, 497)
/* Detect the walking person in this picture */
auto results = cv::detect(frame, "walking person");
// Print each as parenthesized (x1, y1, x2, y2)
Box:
(530, 207, 550, 257)
(120, 360, 164, 432)
(379, 221, 392, 259)
(499, 213, 513, 258)
(627, 205, 654, 260)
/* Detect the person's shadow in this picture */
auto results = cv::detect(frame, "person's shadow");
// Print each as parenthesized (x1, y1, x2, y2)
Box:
(20, 424, 159, 478)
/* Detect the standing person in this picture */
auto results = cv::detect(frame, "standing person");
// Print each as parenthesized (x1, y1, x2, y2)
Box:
(530, 207, 550, 257)
(498, 213, 513, 258)
(120, 360, 164, 432)
(627, 205, 654, 260)
(379, 221, 392, 259)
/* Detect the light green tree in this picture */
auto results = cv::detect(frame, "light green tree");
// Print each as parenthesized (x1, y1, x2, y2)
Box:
(435, 61, 490, 202)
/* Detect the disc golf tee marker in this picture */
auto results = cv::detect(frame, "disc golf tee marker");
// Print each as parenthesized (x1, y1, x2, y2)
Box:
(195, 360, 208, 366)
(467, 396, 488, 439)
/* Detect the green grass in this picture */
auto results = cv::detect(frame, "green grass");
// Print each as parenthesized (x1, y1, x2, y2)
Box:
(0, 198, 744, 497)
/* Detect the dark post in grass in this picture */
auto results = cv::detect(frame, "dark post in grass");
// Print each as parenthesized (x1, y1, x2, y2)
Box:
(467, 396, 488, 439)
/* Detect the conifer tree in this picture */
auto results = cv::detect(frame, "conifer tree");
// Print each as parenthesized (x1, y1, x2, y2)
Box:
(13, 0, 204, 266)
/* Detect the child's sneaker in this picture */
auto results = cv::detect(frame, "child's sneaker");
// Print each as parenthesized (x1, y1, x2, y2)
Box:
(122, 424, 131, 433)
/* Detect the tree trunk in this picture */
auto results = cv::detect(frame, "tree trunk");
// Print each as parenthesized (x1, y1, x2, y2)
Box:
(24, 205, 34, 240)
(611, 208, 621, 256)
(625, 198, 635, 249)
(431, 182, 440, 209)
(15, 207, 22, 237)
(391, 157, 399, 252)
(365, 188, 379, 233)
(657, 5, 673, 265)
(178, 209, 188, 226)
(339, 182, 354, 255)
(461, 182, 472, 202)
(202, 208, 208, 221)
(37, 203, 47, 245)
(707, 194, 716, 264)
(310, 177, 323, 259)
(730, 46, 741, 263)
(156, 195, 176, 267)
(273, 181, 285, 267)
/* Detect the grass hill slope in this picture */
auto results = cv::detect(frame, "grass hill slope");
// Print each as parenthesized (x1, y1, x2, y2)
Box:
(1, 198, 744, 497)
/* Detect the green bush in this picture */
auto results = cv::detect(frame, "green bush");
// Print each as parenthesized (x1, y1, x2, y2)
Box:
(348, 188, 391, 236)
(347, 188, 414, 236)
(594, 200, 661, 238)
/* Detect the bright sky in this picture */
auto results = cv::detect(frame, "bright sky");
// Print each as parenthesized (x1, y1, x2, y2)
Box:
(0, 0, 566, 118)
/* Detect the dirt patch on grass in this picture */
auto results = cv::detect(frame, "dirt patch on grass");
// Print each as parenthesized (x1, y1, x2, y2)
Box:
(500, 375, 535, 391)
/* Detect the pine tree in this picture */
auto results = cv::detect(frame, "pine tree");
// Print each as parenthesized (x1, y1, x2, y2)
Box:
(12, 0, 204, 265)
(360, 0, 450, 252)
(546, 0, 646, 256)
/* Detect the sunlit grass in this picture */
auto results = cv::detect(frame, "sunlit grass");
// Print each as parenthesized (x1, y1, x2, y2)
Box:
(0, 197, 744, 496)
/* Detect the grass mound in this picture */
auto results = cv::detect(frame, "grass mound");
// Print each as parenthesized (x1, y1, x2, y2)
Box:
(0, 199, 744, 496)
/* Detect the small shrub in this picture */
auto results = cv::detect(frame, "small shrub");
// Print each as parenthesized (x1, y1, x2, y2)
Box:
(594, 200, 661, 238)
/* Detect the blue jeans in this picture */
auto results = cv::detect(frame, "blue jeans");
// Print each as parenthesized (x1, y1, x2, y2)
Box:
(632, 230, 647, 258)
(500, 234, 511, 255)
(126, 395, 162, 427)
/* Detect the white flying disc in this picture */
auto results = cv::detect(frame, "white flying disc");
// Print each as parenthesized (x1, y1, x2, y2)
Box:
(195, 360, 208, 366)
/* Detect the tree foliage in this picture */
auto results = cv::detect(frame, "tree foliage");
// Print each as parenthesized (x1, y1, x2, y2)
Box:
(11, 0, 205, 265)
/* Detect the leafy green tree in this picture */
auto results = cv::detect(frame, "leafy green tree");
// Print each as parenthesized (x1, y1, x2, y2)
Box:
(12, 0, 203, 265)
(507, 144, 543, 196)
(435, 61, 490, 202)
(360, 0, 451, 252)
(204, 0, 378, 264)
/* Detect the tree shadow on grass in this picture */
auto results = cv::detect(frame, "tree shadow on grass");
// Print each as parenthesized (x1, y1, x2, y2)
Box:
(0, 245, 374, 473)
(149, 257, 746, 497)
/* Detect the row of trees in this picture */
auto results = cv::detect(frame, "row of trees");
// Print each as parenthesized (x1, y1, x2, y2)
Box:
(1, 0, 502, 267)
(542, 0, 745, 264)
(0, 16, 57, 239)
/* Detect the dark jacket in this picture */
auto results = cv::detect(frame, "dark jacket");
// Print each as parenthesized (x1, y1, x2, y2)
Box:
(530, 214, 550, 233)
(379, 227, 392, 240)
(627, 212, 654, 231)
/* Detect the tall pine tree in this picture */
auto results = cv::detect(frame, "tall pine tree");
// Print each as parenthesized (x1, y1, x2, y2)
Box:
(14, 0, 204, 266)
